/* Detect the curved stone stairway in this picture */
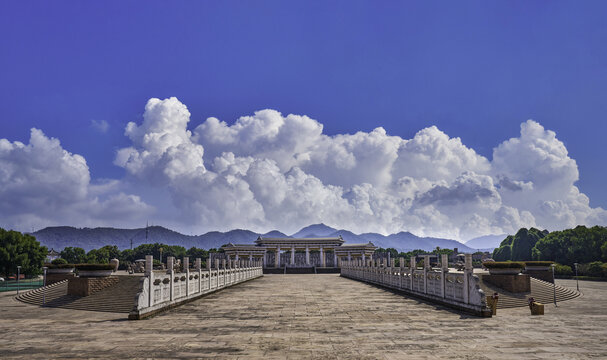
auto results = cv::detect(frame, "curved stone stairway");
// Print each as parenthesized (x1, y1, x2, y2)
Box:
(16, 276, 142, 313)
(480, 277, 580, 309)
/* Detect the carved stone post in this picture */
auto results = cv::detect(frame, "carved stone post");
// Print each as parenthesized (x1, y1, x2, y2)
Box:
(167, 256, 175, 301)
(441, 254, 448, 298)
(145, 255, 153, 307)
(410, 256, 416, 290)
(183, 257, 190, 296)
(464, 253, 472, 304)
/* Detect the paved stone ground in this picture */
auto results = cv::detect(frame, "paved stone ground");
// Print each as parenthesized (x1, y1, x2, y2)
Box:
(1, 274, 606, 359)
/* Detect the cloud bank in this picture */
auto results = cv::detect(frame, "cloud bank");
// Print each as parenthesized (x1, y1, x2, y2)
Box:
(2, 97, 606, 239)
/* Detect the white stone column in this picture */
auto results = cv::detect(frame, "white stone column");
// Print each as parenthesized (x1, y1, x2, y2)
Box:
(235, 253, 239, 261)
(362, 253, 366, 262)
(333, 251, 337, 267)
(291, 246, 295, 265)
(348, 251, 351, 262)
(249, 254, 253, 263)
(320, 247, 325, 267)
(305, 246, 310, 265)
(275, 247, 280, 268)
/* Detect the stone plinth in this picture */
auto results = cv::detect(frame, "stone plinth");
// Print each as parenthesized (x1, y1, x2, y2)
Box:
(67, 276, 119, 297)
(46, 273, 75, 285)
(482, 274, 530, 293)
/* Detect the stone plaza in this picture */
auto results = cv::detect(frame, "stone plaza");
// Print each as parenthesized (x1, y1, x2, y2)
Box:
(1, 274, 606, 359)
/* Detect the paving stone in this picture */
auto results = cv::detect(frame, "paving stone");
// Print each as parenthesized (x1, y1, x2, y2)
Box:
(0, 275, 605, 359)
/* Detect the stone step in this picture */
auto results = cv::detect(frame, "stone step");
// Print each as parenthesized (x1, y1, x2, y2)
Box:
(16, 276, 142, 313)
(480, 277, 581, 309)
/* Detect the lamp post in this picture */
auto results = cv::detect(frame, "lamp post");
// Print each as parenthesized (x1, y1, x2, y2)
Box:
(16, 266, 21, 295)
(551, 263, 557, 307)
(42, 266, 48, 306)
(574, 263, 579, 292)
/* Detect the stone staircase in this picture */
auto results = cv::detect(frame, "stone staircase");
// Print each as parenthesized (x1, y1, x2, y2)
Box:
(480, 277, 580, 309)
(16, 276, 142, 313)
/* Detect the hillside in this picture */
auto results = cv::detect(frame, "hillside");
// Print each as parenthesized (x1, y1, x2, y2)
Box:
(464, 234, 507, 250)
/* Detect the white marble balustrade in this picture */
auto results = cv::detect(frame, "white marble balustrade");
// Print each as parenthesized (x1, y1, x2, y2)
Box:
(130, 255, 264, 319)
(340, 254, 490, 316)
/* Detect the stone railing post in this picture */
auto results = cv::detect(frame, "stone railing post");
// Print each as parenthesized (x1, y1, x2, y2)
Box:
(183, 257, 190, 296)
(464, 253, 472, 304)
(145, 255, 153, 307)
(441, 254, 448, 298)
(222, 259, 226, 287)
(195, 258, 202, 293)
(215, 259, 219, 288)
(167, 256, 175, 301)
(410, 256, 416, 290)
(423, 255, 430, 294)
(399, 257, 404, 288)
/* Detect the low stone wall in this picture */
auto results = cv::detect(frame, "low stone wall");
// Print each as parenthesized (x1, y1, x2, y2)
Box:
(482, 274, 530, 293)
(130, 256, 264, 320)
(341, 254, 491, 317)
(46, 273, 75, 285)
(67, 276, 119, 296)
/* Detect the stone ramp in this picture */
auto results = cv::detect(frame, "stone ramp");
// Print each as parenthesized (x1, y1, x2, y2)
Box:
(16, 276, 142, 313)
(480, 277, 580, 309)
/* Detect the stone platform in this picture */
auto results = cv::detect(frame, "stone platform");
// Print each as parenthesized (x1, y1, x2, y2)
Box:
(1, 275, 606, 359)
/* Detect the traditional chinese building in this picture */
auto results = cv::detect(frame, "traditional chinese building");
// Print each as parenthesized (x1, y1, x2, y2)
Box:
(222, 236, 376, 268)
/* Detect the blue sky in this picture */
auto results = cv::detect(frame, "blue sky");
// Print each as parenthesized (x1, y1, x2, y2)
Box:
(1, 1, 606, 238)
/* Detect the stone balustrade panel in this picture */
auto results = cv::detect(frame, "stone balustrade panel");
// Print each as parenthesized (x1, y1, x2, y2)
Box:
(340, 263, 488, 316)
(131, 266, 264, 320)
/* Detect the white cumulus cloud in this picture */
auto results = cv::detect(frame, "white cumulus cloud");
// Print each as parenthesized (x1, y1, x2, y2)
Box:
(0, 128, 153, 231)
(111, 97, 607, 239)
(3, 97, 606, 240)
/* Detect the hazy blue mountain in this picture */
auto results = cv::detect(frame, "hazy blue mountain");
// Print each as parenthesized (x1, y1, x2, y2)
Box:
(464, 234, 507, 250)
(32, 224, 475, 253)
(262, 230, 289, 238)
(329, 229, 474, 252)
(291, 223, 338, 238)
(32, 226, 261, 251)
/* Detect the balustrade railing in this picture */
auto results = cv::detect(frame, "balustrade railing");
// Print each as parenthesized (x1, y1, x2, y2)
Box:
(340, 254, 490, 316)
(130, 255, 263, 319)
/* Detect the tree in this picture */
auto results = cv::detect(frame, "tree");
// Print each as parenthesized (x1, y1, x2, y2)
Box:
(186, 247, 208, 260)
(492, 228, 547, 261)
(60, 247, 87, 264)
(85, 245, 120, 264)
(0, 228, 47, 277)
(532, 226, 607, 265)
(433, 247, 454, 256)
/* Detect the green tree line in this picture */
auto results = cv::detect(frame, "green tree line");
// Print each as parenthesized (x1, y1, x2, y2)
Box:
(493, 225, 607, 266)
(0, 228, 47, 277)
(60, 243, 222, 265)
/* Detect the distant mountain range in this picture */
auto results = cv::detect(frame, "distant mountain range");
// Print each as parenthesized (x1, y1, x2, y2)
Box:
(31, 223, 495, 253)
(464, 234, 507, 250)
